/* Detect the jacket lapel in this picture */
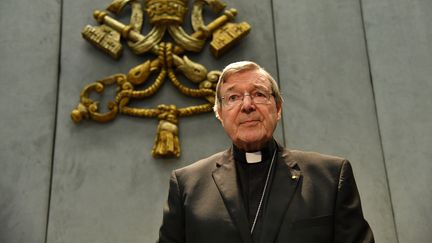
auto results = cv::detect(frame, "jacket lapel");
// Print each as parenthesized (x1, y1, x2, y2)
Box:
(212, 149, 253, 243)
(259, 147, 301, 243)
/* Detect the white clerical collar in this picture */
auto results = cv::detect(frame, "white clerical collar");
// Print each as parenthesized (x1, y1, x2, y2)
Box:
(245, 151, 262, 163)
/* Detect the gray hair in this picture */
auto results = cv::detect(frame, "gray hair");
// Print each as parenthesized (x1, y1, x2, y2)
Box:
(213, 61, 283, 118)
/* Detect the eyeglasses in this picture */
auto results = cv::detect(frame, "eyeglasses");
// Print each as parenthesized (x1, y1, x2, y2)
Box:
(221, 90, 274, 107)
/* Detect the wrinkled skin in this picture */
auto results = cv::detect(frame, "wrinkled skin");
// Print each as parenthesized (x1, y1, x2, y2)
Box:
(217, 70, 281, 152)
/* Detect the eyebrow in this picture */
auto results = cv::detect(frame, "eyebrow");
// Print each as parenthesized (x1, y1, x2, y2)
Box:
(224, 83, 270, 93)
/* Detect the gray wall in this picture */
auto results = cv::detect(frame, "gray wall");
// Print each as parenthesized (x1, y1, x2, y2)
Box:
(0, 0, 60, 242)
(0, 0, 430, 242)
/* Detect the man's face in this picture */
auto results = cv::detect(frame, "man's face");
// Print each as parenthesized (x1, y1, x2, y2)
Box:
(217, 69, 281, 152)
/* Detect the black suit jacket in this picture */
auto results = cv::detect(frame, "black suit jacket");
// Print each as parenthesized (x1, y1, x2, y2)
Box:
(157, 145, 374, 243)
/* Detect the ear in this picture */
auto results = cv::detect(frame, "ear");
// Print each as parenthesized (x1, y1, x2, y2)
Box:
(276, 103, 282, 121)
(216, 108, 224, 125)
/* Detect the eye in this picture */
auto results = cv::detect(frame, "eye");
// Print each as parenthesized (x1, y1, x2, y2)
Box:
(227, 94, 240, 102)
(254, 91, 266, 97)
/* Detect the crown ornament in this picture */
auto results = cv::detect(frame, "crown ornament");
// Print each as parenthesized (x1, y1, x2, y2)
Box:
(146, 0, 188, 25)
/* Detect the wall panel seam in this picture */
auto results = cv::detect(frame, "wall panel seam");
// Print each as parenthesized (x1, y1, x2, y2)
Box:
(358, 0, 399, 242)
(44, 0, 64, 242)
(270, 0, 287, 146)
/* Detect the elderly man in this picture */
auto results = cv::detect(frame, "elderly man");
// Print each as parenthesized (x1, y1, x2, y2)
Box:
(157, 61, 374, 243)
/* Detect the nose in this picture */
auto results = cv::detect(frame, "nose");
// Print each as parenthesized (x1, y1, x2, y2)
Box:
(240, 95, 255, 113)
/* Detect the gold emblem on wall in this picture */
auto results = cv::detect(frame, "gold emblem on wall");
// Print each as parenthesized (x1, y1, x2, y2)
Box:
(71, 0, 251, 158)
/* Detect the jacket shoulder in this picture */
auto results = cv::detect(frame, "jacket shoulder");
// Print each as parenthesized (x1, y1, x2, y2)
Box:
(286, 149, 349, 180)
(288, 149, 346, 166)
(173, 150, 227, 182)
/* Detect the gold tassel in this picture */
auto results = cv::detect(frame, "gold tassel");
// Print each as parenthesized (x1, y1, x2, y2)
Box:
(152, 105, 180, 157)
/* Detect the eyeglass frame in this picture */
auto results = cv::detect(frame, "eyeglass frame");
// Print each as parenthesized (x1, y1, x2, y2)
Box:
(220, 90, 275, 108)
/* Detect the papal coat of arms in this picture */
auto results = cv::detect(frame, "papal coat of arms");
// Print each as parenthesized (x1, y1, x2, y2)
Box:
(71, 0, 251, 158)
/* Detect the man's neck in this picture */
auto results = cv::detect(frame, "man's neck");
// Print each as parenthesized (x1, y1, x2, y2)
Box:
(233, 139, 276, 164)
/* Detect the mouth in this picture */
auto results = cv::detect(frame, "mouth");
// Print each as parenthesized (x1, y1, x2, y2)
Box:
(240, 120, 260, 125)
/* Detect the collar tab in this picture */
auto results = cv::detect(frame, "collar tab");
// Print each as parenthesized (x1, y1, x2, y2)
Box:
(245, 151, 262, 163)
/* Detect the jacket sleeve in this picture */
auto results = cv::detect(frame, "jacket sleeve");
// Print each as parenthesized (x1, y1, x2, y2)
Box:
(334, 160, 374, 243)
(157, 171, 185, 243)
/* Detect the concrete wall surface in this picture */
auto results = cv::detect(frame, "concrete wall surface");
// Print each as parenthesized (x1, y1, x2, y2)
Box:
(362, 0, 432, 242)
(0, 0, 60, 242)
(273, 0, 397, 242)
(1, 0, 431, 243)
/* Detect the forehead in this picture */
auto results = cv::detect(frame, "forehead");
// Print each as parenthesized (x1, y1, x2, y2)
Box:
(221, 70, 271, 92)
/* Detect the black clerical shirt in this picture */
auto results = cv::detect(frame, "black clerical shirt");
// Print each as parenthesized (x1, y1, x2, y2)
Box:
(233, 140, 277, 242)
